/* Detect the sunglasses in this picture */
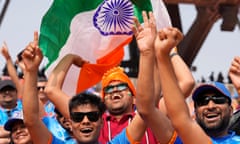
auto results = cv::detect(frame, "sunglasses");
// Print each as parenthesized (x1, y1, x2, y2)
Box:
(37, 86, 45, 91)
(103, 83, 128, 94)
(70, 111, 100, 122)
(196, 95, 229, 106)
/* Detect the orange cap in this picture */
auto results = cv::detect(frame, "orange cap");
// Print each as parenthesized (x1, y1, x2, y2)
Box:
(101, 67, 136, 99)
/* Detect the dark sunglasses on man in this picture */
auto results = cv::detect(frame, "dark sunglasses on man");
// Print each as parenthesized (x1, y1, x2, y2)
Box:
(37, 86, 45, 91)
(103, 83, 128, 94)
(70, 111, 100, 122)
(196, 95, 230, 106)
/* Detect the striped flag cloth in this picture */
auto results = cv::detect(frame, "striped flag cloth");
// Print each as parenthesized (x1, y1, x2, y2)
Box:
(39, 0, 171, 96)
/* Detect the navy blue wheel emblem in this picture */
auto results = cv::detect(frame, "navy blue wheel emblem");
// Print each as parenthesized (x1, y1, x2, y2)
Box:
(93, 0, 134, 36)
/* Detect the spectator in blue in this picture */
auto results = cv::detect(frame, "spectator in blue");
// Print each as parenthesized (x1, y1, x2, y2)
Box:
(154, 24, 240, 143)
(4, 111, 33, 144)
(42, 108, 76, 143)
(20, 28, 178, 143)
(37, 69, 55, 118)
(0, 79, 22, 144)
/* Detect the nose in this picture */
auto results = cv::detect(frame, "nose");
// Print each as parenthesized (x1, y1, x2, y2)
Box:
(81, 115, 90, 123)
(5, 90, 9, 94)
(206, 100, 216, 108)
(111, 86, 119, 92)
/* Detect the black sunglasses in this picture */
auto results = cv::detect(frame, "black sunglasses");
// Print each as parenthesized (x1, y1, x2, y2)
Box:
(70, 111, 100, 122)
(37, 86, 45, 91)
(196, 95, 229, 106)
(103, 83, 128, 94)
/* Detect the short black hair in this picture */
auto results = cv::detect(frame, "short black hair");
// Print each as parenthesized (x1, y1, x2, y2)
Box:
(69, 92, 106, 116)
(38, 67, 47, 82)
(17, 50, 24, 62)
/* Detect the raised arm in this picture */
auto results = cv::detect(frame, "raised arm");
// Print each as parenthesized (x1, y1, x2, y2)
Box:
(155, 27, 210, 144)
(1, 42, 23, 96)
(229, 56, 240, 95)
(158, 47, 195, 115)
(45, 54, 86, 118)
(22, 31, 52, 144)
(170, 47, 195, 97)
(134, 11, 175, 143)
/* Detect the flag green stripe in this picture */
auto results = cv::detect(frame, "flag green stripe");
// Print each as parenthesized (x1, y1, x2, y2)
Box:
(39, 0, 103, 66)
(132, 0, 153, 23)
(39, 0, 153, 67)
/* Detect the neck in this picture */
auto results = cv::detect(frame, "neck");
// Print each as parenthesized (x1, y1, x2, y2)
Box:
(207, 129, 229, 138)
(1, 102, 17, 110)
(109, 111, 133, 121)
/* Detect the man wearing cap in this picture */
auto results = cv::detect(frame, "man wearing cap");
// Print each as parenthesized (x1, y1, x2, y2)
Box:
(99, 66, 157, 143)
(0, 79, 22, 144)
(192, 82, 240, 142)
(4, 111, 33, 144)
(154, 27, 240, 143)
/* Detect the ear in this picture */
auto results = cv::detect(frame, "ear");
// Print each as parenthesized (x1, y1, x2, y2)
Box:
(128, 92, 132, 97)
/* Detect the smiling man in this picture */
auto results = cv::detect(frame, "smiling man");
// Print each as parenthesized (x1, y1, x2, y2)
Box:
(0, 79, 22, 144)
(192, 82, 239, 141)
(21, 31, 152, 144)
(99, 67, 157, 143)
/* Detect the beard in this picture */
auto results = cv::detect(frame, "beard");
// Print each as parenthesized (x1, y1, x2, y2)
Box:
(195, 114, 231, 136)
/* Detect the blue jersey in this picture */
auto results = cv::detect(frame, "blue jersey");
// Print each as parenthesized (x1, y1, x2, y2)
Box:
(44, 101, 56, 118)
(173, 131, 240, 144)
(51, 135, 65, 144)
(42, 116, 76, 143)
(211, 131, 240, 144)
(0, 100, 22, 125)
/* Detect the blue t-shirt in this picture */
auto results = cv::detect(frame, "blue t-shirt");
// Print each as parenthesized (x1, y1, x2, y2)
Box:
(44, 101, 56, 118)
(51, 135, 65, 144)
(211, 131, 240, 144)
(173, 131, 240, 144)
(0, 100, 22, 125)
(174, 136, 183, 144)
(42, 116, 76, 143)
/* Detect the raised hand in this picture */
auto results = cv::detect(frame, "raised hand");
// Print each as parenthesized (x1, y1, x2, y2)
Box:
(229, 56, 240, 92)
(1, 42, 11, 60)
(154, 27, 183, 57)
(132, 11, 156, 53)
(22, 31, 43, 72)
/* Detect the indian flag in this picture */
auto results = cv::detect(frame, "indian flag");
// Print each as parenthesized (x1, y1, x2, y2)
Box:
(39, 0, 171, 96)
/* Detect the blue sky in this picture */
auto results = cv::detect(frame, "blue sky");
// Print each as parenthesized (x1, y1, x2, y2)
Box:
(0, 1, 239, 82)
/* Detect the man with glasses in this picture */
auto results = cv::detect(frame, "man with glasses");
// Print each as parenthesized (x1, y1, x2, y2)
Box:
(191, 82, 240, 143)
(152, 24, 240, 143)
(37, 70, 56, 118)
(20, 31, 152, 144)
(99, 66, 157, 143)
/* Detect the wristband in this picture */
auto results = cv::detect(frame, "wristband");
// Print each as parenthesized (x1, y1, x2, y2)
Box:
(170, 52, 178, 58)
